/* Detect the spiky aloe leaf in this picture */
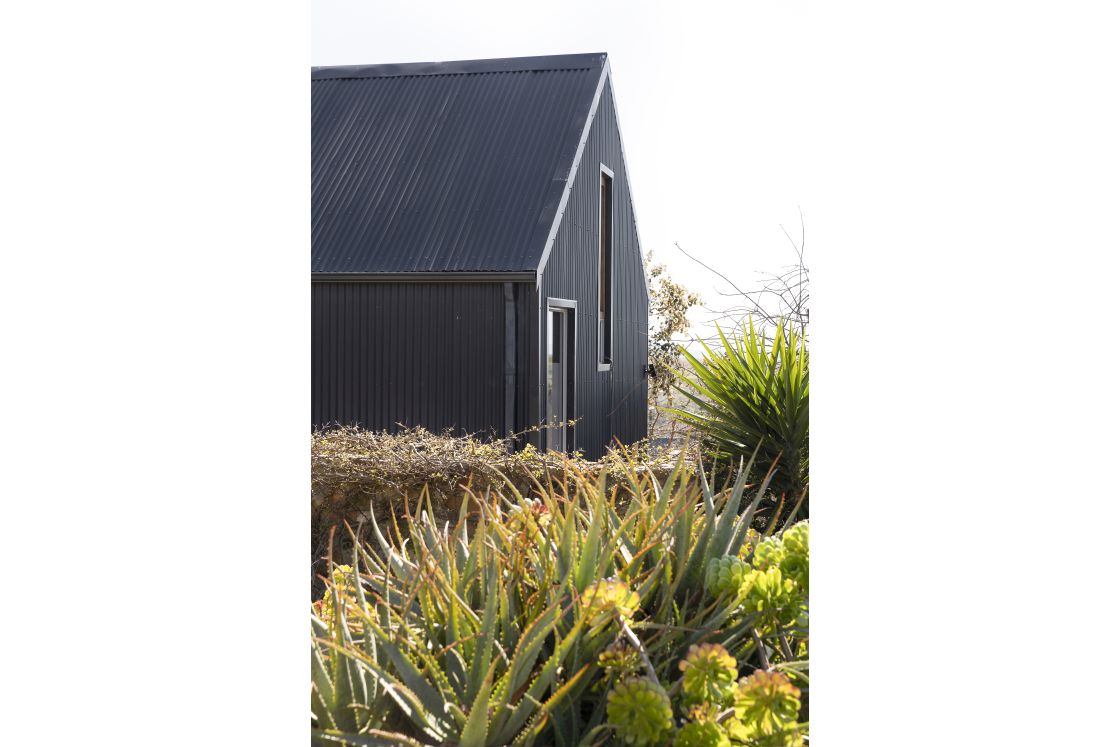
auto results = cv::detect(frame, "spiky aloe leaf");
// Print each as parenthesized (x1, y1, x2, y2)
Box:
(574, 489, 606, 592)
(363, 627, 454, 735)
(466, 571, 500, 706)
(459, 658, 498, 747)
(311, 637, 337, 730)
(314, 637, 449, 742)
(311, 728, 424, 746)
(491, 616, 590, 745)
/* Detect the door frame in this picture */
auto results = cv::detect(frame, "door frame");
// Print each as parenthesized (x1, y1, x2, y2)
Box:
(545, 297, 577, 453)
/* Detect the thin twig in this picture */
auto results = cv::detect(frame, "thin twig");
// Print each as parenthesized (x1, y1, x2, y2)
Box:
(620, 619, 660, 682)
(750, 627, 772, 670)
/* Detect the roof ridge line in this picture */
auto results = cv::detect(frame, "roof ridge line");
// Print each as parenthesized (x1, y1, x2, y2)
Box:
(311, 53, 607, 81)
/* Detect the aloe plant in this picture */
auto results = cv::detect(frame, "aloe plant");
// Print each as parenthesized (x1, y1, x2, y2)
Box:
(667, 318, 809, 507)
(311, 564, 401, 742)
(311, 453, 809, 746)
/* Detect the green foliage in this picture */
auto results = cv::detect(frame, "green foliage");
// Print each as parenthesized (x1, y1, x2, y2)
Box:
(679, 644, 738, 709)
(727, 671, 803, 747)
(310, 454, 809, 746)
(705, 556, 752, 599)
(668, 318, 809, 504)
(311, 565, 401, 740)
(606, 678, 675, 746)
(646, 250, 700, 406)
(598, 641, 643, 678)
(581, 579, 641, 631)
(676, 720, 731, 747)
(776, 523, 809, 593)
(612, 645, 803, 747)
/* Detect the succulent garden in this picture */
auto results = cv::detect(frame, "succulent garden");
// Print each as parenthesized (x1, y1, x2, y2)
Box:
(312, 317, 809, 745)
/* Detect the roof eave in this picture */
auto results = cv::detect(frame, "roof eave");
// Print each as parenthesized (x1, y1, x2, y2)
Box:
(311, 271, 536, 283)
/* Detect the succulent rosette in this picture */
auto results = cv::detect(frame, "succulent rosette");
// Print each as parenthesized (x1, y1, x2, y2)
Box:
(727, 670, 802, 747)
(675, 720, 730, 747)
(598, 640, 643, 677)
(706, 555, 752, 599)
(606, 677, 675, 746)
(778, 521, 809, 593)
(679, 643, 739, 708)
(740, 567, 801, 627)
(580, 579, 640, 630)
(751, 537, 785, 572)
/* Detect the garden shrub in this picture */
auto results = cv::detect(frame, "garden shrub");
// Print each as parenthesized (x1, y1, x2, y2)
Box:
(311, 426, 697, 598)
(310, 451, 808, 746)
(312, 426, 693, 523)
(667, 318, 808, 515)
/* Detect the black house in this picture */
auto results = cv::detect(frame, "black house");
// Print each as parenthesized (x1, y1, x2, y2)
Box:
(312, 53, 648, 458)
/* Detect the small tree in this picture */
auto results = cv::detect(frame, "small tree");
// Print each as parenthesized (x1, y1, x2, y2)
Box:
(646, 250, 699, 437)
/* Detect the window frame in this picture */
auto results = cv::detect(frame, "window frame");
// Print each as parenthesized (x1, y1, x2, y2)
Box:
(545, 297, 578, 453)
(597, 164, 614, 372)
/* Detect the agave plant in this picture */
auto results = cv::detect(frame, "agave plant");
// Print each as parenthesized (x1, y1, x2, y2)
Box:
(667, 318, 808, 509)
(311, 451, 809, 746)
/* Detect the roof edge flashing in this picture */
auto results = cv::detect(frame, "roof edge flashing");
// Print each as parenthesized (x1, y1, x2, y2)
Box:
(312, 53, 607, 81)
(312, 271, 536, 283)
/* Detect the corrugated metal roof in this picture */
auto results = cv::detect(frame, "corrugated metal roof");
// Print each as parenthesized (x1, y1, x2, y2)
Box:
(312, 53, 607, 273)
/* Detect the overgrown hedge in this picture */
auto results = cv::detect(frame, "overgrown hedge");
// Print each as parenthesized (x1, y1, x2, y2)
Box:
(312, 426, 693, 525)
(311, 426, 696, 595)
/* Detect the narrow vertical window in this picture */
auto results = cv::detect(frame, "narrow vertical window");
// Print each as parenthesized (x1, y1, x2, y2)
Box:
(598, 167, 613, 367)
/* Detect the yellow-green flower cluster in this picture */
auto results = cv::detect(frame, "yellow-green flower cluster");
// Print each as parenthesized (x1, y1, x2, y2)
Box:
(675, 720, 730, 747)
(737, 527, 762, 561)
(508, 498, 552, 535)
(318, 564, 357, 626)
(741, 567, 801, 627)
(778, 521, 808, 592)
(598, 640, 642, 677)
(580, 579, 640, 630)
(606, 678, 675, 746)
(705, 555, 751, 599)
(751, 537, 785, 572)
(678, 643, 738, 708)
(738, 521, 809, 625)
(725, 670, 802, 747)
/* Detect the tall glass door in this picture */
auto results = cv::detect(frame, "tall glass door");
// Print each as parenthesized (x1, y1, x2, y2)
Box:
(546, 307, 569, 452)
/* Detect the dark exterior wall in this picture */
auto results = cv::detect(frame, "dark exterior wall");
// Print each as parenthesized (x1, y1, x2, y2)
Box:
(539, 79, 649, 459)
(516, 282, 541, 440)
(312, 282, 509, 435)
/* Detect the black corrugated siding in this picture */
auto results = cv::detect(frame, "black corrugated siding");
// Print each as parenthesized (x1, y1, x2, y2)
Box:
(312, 282, 506, 435)
(311, 58, 603, 273)
(539, 80, 649, 459)
(516, 282, 540, 441)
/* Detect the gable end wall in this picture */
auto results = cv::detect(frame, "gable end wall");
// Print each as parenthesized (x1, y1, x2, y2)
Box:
(538, 79, 649, 458)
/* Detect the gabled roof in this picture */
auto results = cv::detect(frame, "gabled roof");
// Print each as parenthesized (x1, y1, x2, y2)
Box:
(312, 53, 608, 275)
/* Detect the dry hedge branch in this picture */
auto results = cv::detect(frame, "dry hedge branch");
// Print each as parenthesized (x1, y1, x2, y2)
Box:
(311, 425, 695, 523)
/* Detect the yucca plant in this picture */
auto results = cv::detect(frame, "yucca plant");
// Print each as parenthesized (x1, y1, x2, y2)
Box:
(667, 318, 809, 509)
(311, 451, 809, 746)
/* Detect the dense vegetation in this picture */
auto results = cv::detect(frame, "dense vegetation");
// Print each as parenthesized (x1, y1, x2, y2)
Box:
(668, 319, 809, 516)
(311, 450, 808, 746)
(311, 303, 811, 744)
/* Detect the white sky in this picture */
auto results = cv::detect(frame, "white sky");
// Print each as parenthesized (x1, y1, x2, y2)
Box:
(312, 0, 810, 336)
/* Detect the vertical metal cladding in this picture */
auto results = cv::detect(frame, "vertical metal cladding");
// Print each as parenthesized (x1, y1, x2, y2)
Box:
(312, 282, 507, 436)
(539, 80, 649, 459)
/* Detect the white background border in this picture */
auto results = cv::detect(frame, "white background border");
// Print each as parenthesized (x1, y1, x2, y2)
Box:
(5, 2, 1119, 744)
